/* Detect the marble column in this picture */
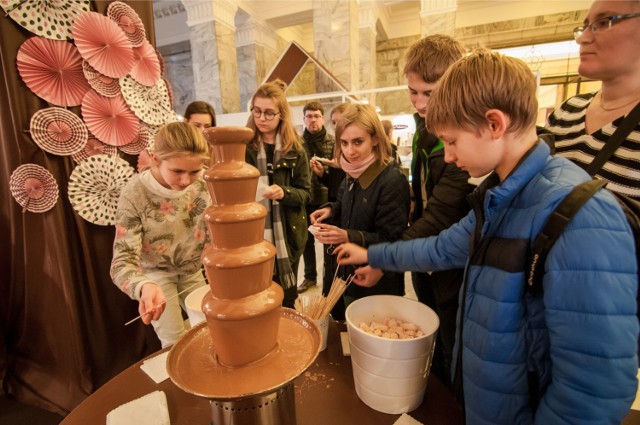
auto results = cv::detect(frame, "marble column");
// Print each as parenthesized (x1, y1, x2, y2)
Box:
(236, 13, 281, 110)
(420, 0, 457, 36)
(359, 0, 378, 104)
(312, 0, 359, 93)
(182, 0, 240, 114)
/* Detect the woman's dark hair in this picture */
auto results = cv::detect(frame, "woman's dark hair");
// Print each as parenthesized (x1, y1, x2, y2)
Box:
(184, 101, 216, 127)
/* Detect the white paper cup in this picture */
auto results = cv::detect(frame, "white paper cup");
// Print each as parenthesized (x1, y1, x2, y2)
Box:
(185, 285, 211, 327)
(313, 316, 329, 351)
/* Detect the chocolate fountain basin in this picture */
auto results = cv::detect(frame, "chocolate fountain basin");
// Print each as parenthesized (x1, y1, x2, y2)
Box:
(166, 308, 321, 399)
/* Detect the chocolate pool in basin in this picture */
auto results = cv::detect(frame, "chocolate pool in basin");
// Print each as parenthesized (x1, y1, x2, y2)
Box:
(167, 127, 321, 425)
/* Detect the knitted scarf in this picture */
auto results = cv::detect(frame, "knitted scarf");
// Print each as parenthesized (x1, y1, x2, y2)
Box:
(257, 135, 296, 292)
(340, 153, 376, 179)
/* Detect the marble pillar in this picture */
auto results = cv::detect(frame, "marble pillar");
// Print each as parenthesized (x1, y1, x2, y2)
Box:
(182, 0, 240, 114)
(420, 0, 457, 36)
(359, 1, 377, 105)
(236, 13, 282, 110)
(312, 0, 359, 93)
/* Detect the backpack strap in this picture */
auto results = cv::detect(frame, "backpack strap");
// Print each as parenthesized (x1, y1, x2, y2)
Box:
(586, 101, 640, 176)
(527, 179, 607, 296)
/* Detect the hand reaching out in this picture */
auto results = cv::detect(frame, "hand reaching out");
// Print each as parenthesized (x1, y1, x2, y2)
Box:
(333, 242, 368, 265)
(139, 283, 166, 324)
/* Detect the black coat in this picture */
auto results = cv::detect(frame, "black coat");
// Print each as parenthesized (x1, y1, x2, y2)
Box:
(327, 161, 410, 299)
(404, 113, 475, 305)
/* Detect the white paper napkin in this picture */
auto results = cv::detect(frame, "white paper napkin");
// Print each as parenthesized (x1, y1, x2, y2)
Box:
(139, 351, 169, 384)
(393, 413, 424, 425)
(106, 390, 170, 425)
(255, 179, 269, 201)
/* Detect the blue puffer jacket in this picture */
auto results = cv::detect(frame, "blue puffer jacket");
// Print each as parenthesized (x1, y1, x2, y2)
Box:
(368, 141, 638, 424)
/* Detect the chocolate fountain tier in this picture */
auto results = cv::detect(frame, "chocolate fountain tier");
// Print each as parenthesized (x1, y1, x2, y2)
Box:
(204, 202, 267, 249)
(167, 308, 321, 399)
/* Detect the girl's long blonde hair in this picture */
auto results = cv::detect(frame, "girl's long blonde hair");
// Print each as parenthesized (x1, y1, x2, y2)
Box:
(246, 79, 302, 154)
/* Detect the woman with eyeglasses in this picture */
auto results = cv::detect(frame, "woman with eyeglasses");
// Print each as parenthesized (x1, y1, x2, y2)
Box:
(245, 79, 312, 308)
(547, 0, 640, 198)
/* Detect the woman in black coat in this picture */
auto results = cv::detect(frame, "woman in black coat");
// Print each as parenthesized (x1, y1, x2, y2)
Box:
(310, 104, 410, 308)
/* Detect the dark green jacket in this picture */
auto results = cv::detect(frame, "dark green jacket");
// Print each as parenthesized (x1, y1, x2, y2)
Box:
(245, 146, 312, 263)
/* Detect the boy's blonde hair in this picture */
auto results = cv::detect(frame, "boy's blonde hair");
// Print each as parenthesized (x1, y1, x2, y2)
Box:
(403, 34, 466, 84)
(247, 79, 303, 154)
(334, 104, 391, 166)
(426, 48, 538, 138)
(154, 121, 209, 162)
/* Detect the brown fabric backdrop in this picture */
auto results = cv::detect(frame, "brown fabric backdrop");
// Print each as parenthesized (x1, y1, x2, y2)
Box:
(0, 1, 161, 416)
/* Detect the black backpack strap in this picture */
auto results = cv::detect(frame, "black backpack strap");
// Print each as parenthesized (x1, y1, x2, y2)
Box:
(586, 101, 640, 176)
(527, 179, 607, 296)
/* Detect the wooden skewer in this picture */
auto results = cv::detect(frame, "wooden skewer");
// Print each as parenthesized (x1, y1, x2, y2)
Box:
(124, 281, 205, 326)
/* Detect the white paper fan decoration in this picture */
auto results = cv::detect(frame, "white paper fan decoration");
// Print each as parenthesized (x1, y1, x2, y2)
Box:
(119, 75, 176, 125)
(10, 163, 59, 213)
(30, 107, 88, 155)
(68, 154, 134, 225)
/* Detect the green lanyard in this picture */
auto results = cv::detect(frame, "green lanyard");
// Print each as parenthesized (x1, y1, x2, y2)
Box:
(411, 134, 444, 180)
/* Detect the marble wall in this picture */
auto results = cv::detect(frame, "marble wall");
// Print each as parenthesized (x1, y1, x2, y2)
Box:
(162, 50, 195, 117)
(237, 44, 257, 110)
(312, 0, 359, 92)
(421, 11, 456, 36)
(376, 35, 420, 116)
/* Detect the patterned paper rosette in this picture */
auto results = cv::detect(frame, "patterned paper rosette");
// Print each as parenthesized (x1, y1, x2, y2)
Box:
(72, 11, 134, 79)
(82, 60, 121, 98)
(30, 107, 88, 155)
(71, 133, 117, 163)
(119, 75, 176, 126)
(17, 36, 90, 107)
(106, 1, 146, 48)
(68, 154, 134, 225)
(9, 163, 59, 213)
(142, 122, 162, 152)
(81, 89, 140, 147)
(119, 124, 149, 155)
(0, 0, 89, 40)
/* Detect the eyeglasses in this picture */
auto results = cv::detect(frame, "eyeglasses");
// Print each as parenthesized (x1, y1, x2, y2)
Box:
(251, 108, 280, 121)
(573, 12, 640, 40)
(304, 114, 323, 120)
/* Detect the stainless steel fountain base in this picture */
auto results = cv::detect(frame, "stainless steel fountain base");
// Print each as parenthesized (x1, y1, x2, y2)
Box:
(210, 383, 296, 425)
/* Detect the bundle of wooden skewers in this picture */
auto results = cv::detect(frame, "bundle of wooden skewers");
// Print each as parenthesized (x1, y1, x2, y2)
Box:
(294, 272, 353, 320)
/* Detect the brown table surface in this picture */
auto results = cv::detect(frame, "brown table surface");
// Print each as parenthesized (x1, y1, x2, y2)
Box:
(61, 319, 464, 425)
(61, 319, 640, 425)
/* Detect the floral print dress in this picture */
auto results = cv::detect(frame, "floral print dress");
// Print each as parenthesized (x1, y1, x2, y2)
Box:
(110, 170, 210, 300)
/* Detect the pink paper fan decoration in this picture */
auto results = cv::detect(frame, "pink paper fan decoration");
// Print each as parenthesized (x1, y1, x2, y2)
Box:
(72, 11, 134, 79)
(119, 124, 149, 155)
(156, 49, 165, 75)
(72, 134, 117, 163)
(81, 90, 140, 147)
(10, 163, 59, 213)
(1, 0, 90, 41)
(30, 107, 88, 155)
(17, 37, 91, 107)
(130, 40, 160, 87)
(106, 1, 146, 48)
(82, 60, 120, 98)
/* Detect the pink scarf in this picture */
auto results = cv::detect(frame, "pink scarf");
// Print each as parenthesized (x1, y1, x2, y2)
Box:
(340, 153, 376, 179)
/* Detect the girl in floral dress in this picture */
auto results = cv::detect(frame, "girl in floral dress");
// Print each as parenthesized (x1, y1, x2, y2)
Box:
(110, 122, 210, 347)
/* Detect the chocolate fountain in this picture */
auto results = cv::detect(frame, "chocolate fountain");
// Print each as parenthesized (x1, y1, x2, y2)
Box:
(167, 126, 321, 425)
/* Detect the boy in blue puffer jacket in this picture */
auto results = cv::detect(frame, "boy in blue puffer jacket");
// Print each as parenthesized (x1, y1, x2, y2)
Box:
(335, 49, 638, 425)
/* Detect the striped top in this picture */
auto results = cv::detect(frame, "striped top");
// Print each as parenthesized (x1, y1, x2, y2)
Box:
(546, 92, 640, 199)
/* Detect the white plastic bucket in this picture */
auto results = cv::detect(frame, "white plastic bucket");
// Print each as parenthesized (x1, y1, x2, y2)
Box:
(345, 295, 439, 414)
(185, 285, 211, 327)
